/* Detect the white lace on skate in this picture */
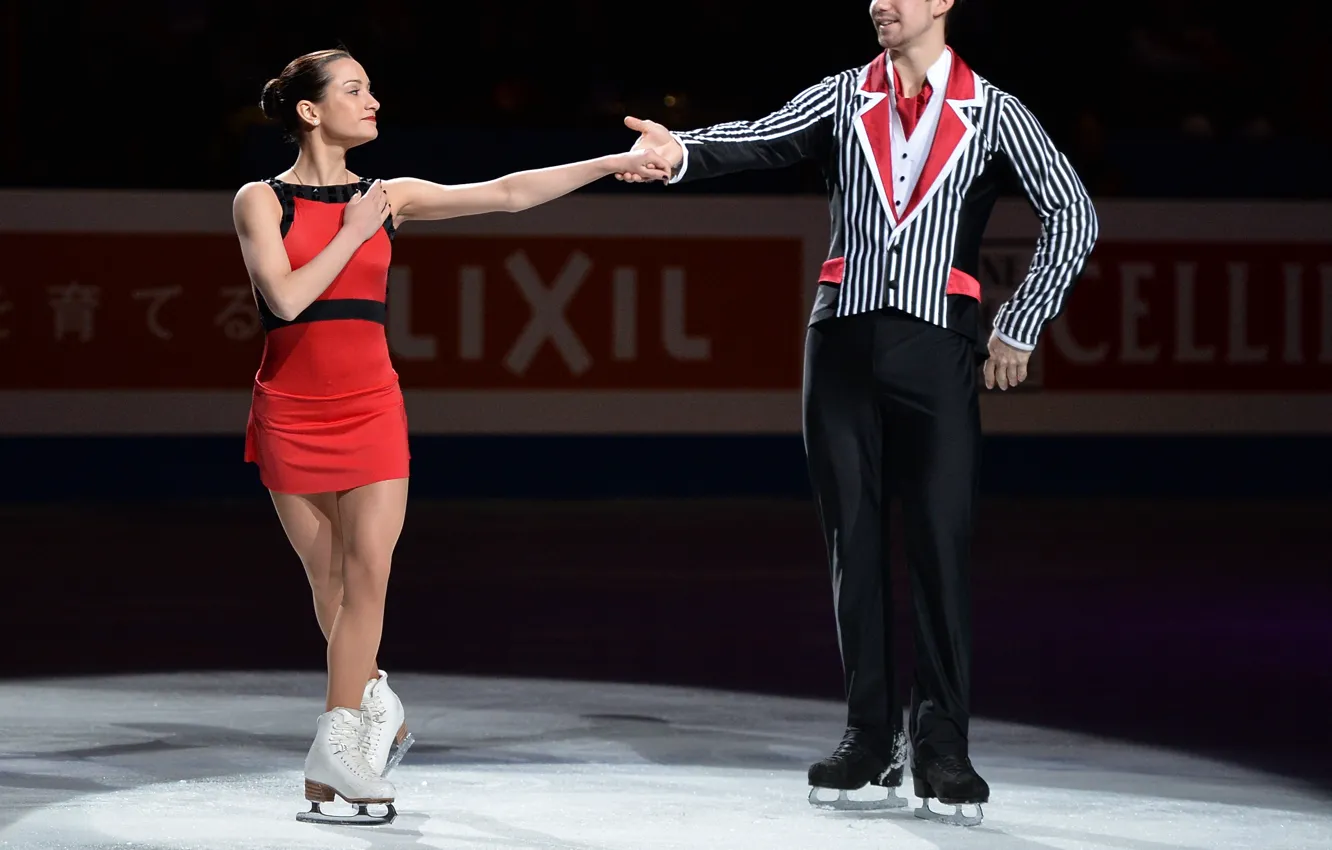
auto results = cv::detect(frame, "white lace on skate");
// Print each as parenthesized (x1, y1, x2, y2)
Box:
(326, 711, 376, 780)
(362, 706, 390, 769)
(361, 675, 413, 776)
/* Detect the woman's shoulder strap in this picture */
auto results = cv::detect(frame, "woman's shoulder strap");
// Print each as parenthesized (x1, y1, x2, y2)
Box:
(262, 178, 296, 237)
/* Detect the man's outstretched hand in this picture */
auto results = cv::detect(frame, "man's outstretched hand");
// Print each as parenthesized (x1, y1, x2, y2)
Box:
(983, 333, 1033, 391)
(617, 116, 684, 182)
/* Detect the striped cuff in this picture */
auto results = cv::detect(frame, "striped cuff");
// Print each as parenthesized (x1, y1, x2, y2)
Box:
(992, 326, 1036, 351)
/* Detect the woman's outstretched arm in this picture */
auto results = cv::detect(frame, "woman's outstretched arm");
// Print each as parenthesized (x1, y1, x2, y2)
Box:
(385, 150, 671, 223)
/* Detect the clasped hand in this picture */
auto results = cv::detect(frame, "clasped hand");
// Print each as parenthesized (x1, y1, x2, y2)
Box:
(608, 149, 674, 182)
(615, 116, 684, 182)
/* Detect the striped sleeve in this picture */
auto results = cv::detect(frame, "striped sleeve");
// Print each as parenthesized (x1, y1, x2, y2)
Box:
(990, 95, 1099, 350)
(668, 77, 837, 184)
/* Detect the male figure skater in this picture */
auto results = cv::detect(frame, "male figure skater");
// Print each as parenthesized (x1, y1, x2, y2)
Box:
(618, 0, 1098, 826)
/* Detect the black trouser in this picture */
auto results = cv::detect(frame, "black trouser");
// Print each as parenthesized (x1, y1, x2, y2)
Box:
(802, 306, 981, 763)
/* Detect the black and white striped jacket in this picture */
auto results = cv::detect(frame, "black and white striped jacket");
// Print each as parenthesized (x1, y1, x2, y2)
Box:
(668, 47, 1098, 350)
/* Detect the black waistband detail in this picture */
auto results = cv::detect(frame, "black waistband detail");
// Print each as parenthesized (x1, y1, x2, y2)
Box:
(258, 297, 387, 332)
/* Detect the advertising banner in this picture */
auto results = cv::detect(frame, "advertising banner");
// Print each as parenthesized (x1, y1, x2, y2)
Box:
(0, 233, 805, 391)
(1, 192, 1329, 434)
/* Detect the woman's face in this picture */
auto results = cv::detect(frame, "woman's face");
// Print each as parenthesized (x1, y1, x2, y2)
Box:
(303, 58, 380, 145)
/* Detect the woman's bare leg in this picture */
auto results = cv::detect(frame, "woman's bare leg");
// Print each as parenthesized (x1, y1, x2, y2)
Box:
(325, 477, 408, 711)
(270, 490, 379, 681)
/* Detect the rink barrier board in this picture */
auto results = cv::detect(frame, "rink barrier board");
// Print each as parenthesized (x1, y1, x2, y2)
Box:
(1, 433, 1330, 501)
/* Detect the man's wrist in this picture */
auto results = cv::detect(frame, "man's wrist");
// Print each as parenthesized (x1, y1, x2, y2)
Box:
(992, 328, 1035, 351)
(667, 134, 690, 184)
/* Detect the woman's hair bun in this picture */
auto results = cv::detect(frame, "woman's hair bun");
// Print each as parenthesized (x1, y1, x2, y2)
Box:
(259, 77, 283, 120)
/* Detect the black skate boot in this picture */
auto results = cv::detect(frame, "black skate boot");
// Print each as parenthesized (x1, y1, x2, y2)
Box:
(911, 752, 989, 827)
(807, 730, 906, 811)
(871, 761, 904, 790)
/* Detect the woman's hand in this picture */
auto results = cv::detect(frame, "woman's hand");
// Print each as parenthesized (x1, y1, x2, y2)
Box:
(603, 149, 674, 182)
(342, 179, 392, 242)
(615, 116, 684, 182)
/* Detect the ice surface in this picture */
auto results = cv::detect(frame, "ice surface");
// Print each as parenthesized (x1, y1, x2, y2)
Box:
(0, 672, 1327, 849)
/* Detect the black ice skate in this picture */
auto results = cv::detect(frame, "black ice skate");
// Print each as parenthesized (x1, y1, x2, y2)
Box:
(911, 752, 989, 827)
(807, 731, 907, 811)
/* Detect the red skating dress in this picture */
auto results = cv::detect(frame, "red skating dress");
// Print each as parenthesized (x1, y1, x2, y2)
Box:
(243, 177, 409, 494)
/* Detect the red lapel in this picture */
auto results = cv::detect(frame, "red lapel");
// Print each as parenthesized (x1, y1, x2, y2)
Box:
(900, 50, 975, 220)
(857, 52, 898, 222)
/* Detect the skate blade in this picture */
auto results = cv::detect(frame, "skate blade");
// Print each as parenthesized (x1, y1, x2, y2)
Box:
(914, 799, 983, 827)
(297, 802, 397, 826)
(808, 786, 908, 811)
(383, 731, 415, 776)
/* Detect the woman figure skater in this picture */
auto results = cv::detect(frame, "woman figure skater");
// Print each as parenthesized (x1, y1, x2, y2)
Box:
(234, 48, 672, 825)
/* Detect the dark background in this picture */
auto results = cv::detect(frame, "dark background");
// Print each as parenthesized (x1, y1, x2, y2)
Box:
(5, 0, 1328, 198)
(2, 0, 1330, 803)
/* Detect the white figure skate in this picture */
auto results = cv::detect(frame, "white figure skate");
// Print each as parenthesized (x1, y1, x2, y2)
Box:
(297, 708, 397, 826)
(362, 670, 414, 775)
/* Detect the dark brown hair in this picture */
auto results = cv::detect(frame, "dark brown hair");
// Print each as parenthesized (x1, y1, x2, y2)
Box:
(260, 49, 353, 140)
